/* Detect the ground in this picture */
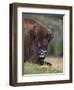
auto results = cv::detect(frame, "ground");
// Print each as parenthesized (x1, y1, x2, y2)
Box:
(44, 57, 63, 71)
(24, 57, 63, 74)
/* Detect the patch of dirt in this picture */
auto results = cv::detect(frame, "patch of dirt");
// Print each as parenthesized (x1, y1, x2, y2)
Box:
(44, 57, 63, 72)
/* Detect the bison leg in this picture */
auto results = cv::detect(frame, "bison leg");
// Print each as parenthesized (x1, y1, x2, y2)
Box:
(44, 61, 52, 66)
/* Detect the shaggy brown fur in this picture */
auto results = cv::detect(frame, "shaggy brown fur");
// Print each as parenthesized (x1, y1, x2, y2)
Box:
(24, 17, 53, 65)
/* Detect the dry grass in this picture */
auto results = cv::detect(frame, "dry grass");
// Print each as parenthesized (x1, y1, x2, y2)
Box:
(44, 57, 63, 71)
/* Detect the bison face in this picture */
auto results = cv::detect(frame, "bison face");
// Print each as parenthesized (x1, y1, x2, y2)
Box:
(30, 25, 53, 65)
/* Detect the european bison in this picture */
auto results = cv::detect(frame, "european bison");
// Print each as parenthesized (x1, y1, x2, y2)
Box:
(24, 17, 53, 65)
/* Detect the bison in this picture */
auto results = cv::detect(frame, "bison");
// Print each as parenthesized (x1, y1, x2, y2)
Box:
(24, 17, 53, 65)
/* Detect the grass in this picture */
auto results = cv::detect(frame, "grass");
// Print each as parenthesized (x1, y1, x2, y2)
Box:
(24, 62, 62, 74)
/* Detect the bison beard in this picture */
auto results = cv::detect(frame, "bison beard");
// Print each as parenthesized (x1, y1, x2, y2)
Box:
(24, 17, 53, 65)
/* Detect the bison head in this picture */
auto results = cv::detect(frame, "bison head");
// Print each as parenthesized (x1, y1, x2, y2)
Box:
(24, 17, 53, 65)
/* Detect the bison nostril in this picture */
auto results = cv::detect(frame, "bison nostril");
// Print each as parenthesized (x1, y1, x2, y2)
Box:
(39, 55, 45, 58)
